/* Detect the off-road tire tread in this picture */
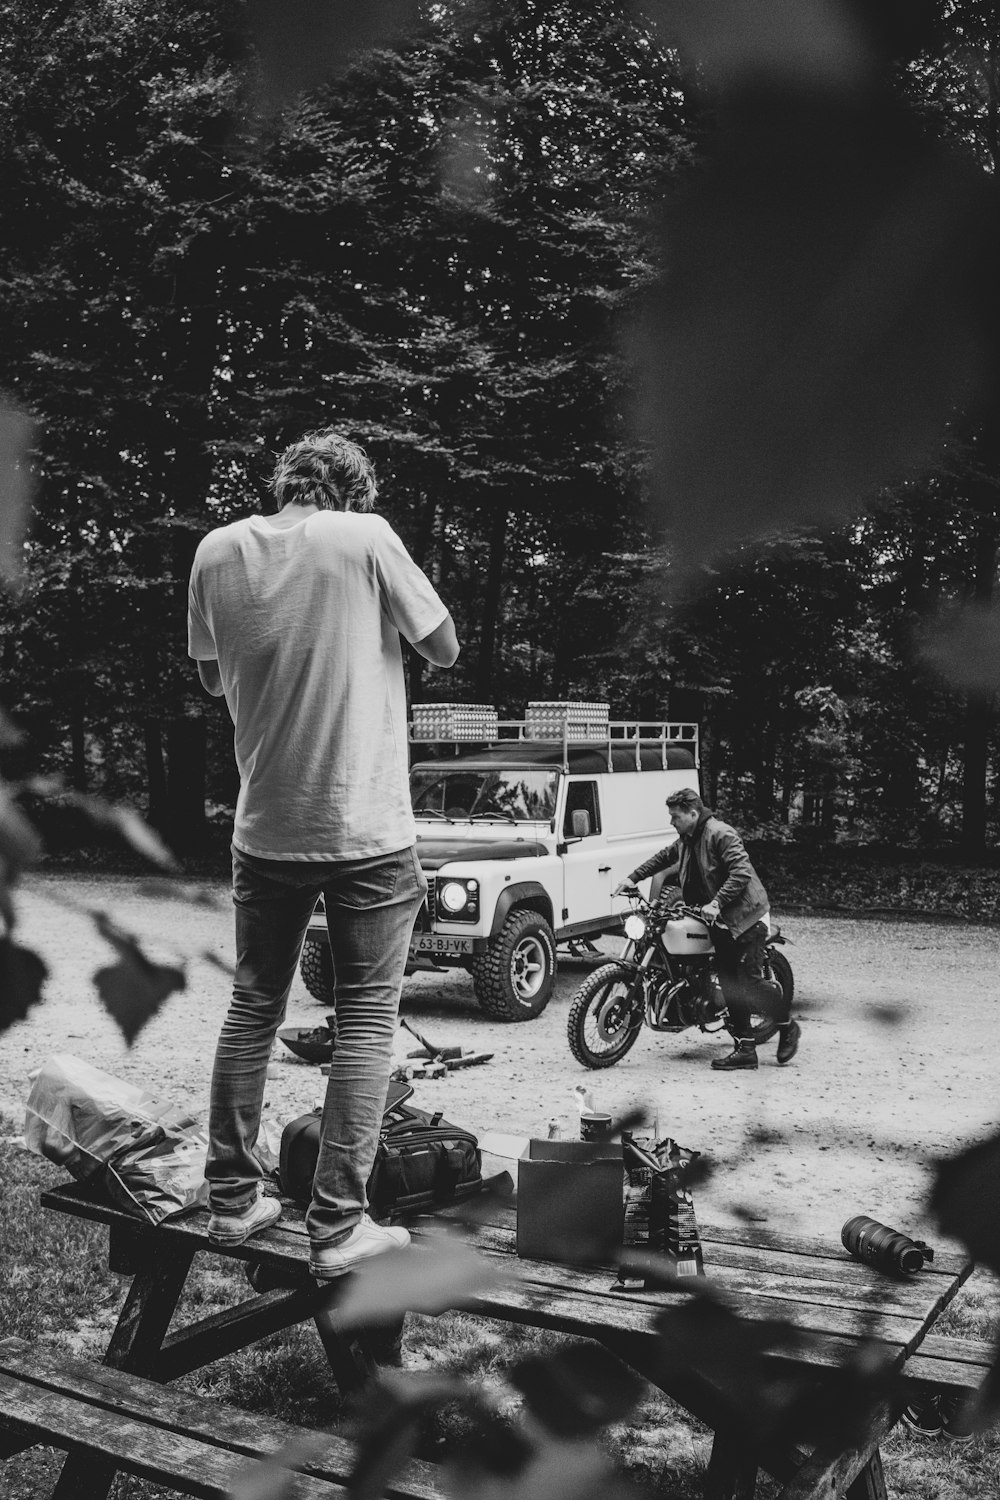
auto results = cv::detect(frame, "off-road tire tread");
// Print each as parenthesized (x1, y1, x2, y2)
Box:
(472, 908, 556, 1022)
(567, 962, 642, 1069)
(300, 936, 334, 1004)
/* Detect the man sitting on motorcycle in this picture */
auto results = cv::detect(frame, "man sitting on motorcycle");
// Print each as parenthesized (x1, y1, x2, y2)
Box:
(614, 788, 801, 1071)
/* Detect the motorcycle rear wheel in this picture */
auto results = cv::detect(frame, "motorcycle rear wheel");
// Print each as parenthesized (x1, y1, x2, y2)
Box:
(750, 948, 794, 1044)
(567, 963, 643, 1069)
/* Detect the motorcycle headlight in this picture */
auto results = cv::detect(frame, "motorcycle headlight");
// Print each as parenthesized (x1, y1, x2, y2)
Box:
(624, 914, 647, 941)
(437, 879, 479, 921)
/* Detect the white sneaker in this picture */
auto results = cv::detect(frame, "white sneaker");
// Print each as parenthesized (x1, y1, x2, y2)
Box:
(310, 1214, 410, 1280)
(207, 1191, 282, 1247)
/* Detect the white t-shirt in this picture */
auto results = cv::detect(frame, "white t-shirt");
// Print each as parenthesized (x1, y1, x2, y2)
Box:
(187, 510, 448, 860)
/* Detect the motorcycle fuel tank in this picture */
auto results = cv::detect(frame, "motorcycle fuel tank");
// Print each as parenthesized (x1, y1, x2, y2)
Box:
(659, 914, 714, 955)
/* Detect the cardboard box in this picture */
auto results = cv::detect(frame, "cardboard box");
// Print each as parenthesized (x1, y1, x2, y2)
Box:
(516, 1139, 624, 1265)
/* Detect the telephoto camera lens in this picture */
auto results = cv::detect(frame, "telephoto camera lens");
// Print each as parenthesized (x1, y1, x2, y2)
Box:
(841, 1215, 932, 1276)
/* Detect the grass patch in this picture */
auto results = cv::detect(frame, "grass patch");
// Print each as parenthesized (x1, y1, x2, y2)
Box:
(1, 1121, 998, 1500)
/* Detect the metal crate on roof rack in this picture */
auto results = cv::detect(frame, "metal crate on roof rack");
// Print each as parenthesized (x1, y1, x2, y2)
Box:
(410, 703, 499, 741)
(524, 701, 610, 740)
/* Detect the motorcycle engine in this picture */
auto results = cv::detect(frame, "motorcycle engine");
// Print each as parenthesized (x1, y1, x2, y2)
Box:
(647, 975, 700, 1031)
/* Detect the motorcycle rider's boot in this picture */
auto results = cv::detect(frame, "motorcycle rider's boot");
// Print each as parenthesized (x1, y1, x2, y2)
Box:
(711, 1038, 758, 1071)
(776, 1019, 801, 1065)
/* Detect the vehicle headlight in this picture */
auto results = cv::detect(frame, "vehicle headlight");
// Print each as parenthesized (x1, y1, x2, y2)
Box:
(437, 879, 479, 921)
(624, 914, 647, 941)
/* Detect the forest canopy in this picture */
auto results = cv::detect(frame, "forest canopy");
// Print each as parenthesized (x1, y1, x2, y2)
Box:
(2, 0, 999, 857)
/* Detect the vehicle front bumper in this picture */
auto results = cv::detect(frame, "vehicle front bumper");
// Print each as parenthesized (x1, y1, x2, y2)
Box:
(305, 922, 487, 962)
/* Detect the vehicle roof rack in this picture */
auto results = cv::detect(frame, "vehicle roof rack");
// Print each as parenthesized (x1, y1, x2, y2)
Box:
(408, 718, 699, 772)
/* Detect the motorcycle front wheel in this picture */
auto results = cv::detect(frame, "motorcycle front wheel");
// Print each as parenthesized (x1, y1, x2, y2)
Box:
(567, 962, 643, 1069)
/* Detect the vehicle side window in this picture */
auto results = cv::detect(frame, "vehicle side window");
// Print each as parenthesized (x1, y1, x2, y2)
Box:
(563, 780, 601, 838)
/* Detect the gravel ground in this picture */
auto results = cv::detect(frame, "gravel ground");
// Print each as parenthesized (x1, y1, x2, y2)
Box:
(6, 871, 1000, 1254)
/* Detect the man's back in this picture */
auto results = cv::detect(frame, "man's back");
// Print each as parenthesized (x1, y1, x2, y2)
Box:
(188, 509, 446, 860)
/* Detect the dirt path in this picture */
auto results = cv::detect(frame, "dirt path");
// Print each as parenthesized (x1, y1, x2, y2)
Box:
(7, 871, 1000, 1253)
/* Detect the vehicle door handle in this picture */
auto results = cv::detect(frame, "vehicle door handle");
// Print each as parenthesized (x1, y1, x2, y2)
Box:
(599, 866, 611, 873)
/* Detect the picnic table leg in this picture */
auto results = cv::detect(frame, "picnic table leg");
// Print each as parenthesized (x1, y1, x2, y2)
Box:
(312, 1302, 379, 1396)
(49, 1237, 196, 1500)
(704, 1430, 759, 1500)
(845, 1449, 888, 1500)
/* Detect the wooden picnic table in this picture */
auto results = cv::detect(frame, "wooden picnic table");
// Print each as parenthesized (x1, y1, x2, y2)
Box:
(21, 1181, 976, 1500)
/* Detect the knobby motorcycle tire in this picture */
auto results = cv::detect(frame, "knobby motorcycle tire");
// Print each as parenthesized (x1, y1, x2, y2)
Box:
(567, 962, 644, 1070)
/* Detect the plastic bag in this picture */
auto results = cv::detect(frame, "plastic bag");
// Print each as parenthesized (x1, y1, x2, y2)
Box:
(24, 1054, 197, 1178)
(105, 1128, 210, 1225)
(24, 1053, 209, 1224)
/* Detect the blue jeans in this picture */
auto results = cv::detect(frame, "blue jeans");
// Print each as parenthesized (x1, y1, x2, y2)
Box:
(206, 844, 427, 1246)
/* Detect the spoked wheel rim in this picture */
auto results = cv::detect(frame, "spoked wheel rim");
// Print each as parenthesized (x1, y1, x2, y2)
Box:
(585, 979, 639, 1058)
(511, 935, 547, 1000)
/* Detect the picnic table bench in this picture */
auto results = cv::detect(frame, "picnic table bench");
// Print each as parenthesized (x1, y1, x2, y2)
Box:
(0, 1181, 984, 1500)
(0, 1335, 444, 1500)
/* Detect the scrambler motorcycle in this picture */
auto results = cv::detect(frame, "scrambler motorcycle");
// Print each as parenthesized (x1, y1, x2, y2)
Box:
(566, 892, 793, 1069)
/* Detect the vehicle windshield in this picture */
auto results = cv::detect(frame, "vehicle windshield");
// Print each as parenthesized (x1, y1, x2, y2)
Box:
(410, 767, 558, 823)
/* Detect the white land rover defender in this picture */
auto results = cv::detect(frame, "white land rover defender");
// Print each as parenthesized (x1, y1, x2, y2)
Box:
(298, 706, 700, 1022)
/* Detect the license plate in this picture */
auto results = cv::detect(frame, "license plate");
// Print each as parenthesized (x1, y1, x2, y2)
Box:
(413, 934, 474, 955)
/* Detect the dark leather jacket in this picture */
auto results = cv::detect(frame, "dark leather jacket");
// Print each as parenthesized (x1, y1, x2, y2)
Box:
(629, 812, 769, 937)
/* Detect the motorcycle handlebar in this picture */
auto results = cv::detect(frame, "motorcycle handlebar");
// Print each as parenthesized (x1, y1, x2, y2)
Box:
(624, 894, 717, 927)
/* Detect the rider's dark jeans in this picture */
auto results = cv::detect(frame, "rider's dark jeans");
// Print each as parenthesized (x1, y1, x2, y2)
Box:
(206, 844, 426, 1246)
(714, 921, 788, 1040)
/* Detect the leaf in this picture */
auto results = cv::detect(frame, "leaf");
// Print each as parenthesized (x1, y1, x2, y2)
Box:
(227, 1430, 331, 1500)
(199, 948, 234, 974)
(0, 784, 44, 875)
(644, 0, 873, 89)
(348, 1369, 468, 1500)
(646, 1298, 812, 1444)
(143, 880, 226, 909)
(447, 1435, 637, 1500)
(0, 404, 35, 588)
(510, 1344, 644, 1438)
(0, 938, 48, 1034)
(329, 1237, 508, 1329)
(0, 707, 24, 749)
(929, 1129, 1000, 1274)
(246, 0, 422, 112)
(629, 73, 1000, 566)
(921, 601, 1000, 693)
(92, 912, 186, 1046)
(70, 797, 179, 871)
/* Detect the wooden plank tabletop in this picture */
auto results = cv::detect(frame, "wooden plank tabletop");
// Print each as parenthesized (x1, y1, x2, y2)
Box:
(41, 1181, 972, 1373)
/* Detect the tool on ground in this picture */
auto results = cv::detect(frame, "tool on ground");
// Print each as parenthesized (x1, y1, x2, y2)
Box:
(400, 1016, 463, 1061)
(396, 1016, 493, 1073)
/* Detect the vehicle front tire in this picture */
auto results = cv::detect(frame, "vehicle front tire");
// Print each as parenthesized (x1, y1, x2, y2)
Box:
(300, 935, 334, 1004)
(567, 962, 643, 1068)
(472, 909, 556, 1021)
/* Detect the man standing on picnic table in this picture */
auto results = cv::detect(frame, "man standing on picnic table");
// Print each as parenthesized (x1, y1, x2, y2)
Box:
(615, 787, 801, 1071)
(188, 428, 458, 1279)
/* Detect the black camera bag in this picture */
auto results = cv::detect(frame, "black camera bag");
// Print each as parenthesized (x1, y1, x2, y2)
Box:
(278, 1080, 482, 1218)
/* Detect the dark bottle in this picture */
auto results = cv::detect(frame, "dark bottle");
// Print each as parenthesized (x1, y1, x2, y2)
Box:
(841, 1215, 934, 1276)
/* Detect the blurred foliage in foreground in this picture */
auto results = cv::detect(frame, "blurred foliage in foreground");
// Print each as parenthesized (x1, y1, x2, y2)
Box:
(3, 4, 1000, 1498)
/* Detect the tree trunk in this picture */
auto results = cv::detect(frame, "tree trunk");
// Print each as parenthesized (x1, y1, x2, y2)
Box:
(69, 703, 86, 792)
(475, 503, 508, 699)
(165, 716, 208, 853)
(145, 718, 168, 831)
(961, 693, 991, 859)
(960, 485, 999, 861)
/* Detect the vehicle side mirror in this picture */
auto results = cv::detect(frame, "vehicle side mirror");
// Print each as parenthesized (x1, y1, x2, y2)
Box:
(571, 809, 592, 838)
